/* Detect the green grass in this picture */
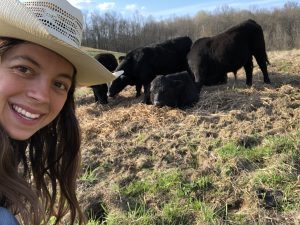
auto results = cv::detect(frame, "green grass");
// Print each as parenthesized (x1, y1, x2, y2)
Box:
(75, 87, 92, 98)
(81, 46, 124, 59)
(78, 128, 300, 224)
(87, 219, 100, 225)
(192, 201, 218, 224)
(88, 131, 300, 224)
(107, 169, 220, 224)
(276, 60, 293, 73)
(217, 138, 273, 160)
(80, 166, 99, 184)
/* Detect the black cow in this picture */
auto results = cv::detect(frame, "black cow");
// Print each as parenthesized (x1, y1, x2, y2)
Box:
(150, 71, 199, 108)
(118, 55, 125, 63)
(187, 19, 271, 89)
(91, 53, 118, 104)
(108, 36, 193, 103)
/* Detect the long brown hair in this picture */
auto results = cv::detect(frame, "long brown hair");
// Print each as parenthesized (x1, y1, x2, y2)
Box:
(0, 38, 86, 225)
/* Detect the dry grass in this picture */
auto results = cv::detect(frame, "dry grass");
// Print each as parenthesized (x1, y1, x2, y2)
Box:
(75, 49, 300, 225)
(80, 46, 124, 59)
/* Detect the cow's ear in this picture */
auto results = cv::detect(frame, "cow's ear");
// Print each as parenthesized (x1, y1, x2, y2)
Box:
(112, 70, 124, 77)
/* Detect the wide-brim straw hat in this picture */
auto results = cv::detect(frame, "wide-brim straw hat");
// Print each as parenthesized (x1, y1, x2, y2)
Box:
(0, 0, 116, 86)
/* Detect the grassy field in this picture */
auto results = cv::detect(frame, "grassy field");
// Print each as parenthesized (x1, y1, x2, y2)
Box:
(80, 46, 125, 59)
(75, 49, 300, 225)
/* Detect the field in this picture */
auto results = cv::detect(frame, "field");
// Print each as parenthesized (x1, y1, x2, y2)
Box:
(75, 49, 300, 225)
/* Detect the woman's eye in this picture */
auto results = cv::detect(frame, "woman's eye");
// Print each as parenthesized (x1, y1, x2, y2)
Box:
(54, 81, 69, 91)
(15, 66, 31, 74)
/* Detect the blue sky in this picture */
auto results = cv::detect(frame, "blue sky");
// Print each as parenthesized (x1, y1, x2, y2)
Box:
(68, 0, 300, 19)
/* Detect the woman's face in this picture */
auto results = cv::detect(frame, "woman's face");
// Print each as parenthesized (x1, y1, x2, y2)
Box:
(0, 42, 74, 140)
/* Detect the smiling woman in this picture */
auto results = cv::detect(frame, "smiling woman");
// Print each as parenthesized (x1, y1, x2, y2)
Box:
(0, 41, 74, 140)
(0, 0, 115, 225)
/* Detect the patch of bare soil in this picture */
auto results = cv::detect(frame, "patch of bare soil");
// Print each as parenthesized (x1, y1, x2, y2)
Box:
(75, 49, 300, 224)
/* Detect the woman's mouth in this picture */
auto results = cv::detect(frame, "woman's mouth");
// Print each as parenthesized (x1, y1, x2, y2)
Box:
(12, 104, 41, 120)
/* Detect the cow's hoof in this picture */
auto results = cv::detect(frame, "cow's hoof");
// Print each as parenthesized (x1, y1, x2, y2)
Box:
(99, 101, 108, 105)
(142, 100, 151, 105)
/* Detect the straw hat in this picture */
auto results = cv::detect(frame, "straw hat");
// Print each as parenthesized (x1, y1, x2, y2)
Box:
(0, 0, 116, 86)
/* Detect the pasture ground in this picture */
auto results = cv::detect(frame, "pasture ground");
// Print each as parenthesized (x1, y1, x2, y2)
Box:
(75, 49, 300, 225)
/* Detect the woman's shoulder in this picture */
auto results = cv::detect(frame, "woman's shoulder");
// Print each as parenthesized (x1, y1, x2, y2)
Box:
(0, 207, 20, 225)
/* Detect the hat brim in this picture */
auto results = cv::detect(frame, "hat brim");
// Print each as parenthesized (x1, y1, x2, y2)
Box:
(0, 1, 115, 87)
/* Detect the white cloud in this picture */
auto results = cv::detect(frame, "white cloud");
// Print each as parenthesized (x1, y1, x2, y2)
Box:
(68, 0, 92, 7)
(65, 0, 94, 9)
(98, 2, 116, 11)
(125, 4, 138, 11)
(67, 0, 83, 4)
(124, 4, 146, 13)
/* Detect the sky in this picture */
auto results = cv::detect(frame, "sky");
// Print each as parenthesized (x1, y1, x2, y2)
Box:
(67, 0, 300, 19)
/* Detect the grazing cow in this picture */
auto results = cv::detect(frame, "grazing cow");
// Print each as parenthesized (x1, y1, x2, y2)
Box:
(187, 19, 271, 89)
(150, 71, 199, 108)
(108, 36, 193, 103)
(91, 53, 118, 104)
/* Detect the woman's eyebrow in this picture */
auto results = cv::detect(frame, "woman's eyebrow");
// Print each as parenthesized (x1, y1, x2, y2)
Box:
(10, 55, 74, 80)
(10, 55, 40, 68)
(59, 73, 73, 81)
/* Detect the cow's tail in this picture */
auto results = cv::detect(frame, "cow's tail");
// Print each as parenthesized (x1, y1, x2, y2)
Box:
(260, 40, 270, 66)
(255, 23, 271, 66)
(262, 32, 271, 66)
(261, 35, 270, 66)
(266, 56, 271, 65)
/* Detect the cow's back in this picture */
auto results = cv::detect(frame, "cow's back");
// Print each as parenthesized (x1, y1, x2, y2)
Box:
(95, 53, 118, 72)
(130, 37, 192, 81)
(110, 36, 193, 100)
(150, 45, 190, 75)
(150, 71, 199, 108)
(153, 37, 191, 71)
(187, 19, 270, 87)
(156, 36, 192, 55)
(220, 19, 266, 54)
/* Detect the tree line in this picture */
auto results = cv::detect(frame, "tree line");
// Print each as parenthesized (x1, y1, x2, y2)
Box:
(82, 2, 300, 53)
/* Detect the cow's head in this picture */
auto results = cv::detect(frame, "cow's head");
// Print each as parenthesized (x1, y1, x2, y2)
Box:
(150, 75, 182, 108)
(108, 74, 131, 97)
(108, 54, 136, 97)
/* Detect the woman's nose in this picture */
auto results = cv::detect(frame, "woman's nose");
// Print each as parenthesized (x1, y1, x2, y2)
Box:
(27, 79, 51, 103)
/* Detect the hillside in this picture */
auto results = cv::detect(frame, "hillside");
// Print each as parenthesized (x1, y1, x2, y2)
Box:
(75, 49, 300, 225)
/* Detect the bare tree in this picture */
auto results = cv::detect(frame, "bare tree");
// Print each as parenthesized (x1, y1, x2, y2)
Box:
(82, 1, 300, 52)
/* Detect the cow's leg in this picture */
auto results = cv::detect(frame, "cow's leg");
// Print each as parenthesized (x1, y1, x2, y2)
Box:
(232, 71, 237, 89)
(218, 72, 228, 85)
(94, 94, 98, 102)
(135, 84, 142, 97)
(92, 89, 98, 102)
(244, 57, 254, 86)
(233, 71, 237, 82)
(254, 55, 271, 84)
(142, 83, 151, 104)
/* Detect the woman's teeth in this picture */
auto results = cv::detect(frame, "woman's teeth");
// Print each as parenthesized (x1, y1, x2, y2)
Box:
(12, 105, 40, 119)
